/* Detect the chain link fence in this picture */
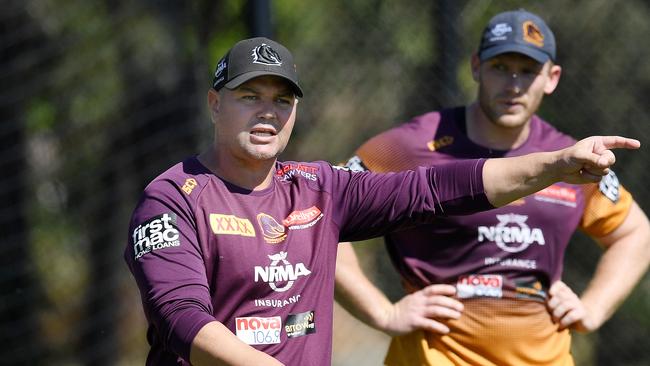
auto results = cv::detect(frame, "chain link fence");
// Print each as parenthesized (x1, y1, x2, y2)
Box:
(1, 0, 649, 365)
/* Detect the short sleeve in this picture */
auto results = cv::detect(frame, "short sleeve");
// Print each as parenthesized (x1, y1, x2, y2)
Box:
(579, 171, 633, 238)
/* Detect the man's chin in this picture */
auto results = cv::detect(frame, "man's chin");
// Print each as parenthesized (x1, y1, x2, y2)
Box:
(246, 147, 282, 162)
(493, 114, 528, 128)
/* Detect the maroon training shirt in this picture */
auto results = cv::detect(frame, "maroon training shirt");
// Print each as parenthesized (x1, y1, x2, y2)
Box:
(348, 107, 632, 301)
(125, 156, 491, 365)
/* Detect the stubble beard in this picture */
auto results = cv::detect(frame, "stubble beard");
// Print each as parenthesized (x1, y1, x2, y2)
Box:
(479, 90, 531, 130)
(242, 134, 289, 163)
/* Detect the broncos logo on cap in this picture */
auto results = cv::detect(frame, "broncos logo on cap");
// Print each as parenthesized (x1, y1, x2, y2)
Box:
(522, 20, 544, 47)
(252, 43, 282, 66)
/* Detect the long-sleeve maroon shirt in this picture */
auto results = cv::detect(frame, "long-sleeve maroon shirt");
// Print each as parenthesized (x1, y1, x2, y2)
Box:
(125, 156, 491, 365)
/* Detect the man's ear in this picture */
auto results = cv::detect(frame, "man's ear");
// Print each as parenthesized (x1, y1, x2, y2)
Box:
(208, 88, 220, 115)
(470, 53, 481, 82)
(544, 64, 562, 95)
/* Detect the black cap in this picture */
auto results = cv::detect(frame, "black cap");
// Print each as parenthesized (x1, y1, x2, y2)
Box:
(478, 10, 556, 64)
(212, 37, 303, 97)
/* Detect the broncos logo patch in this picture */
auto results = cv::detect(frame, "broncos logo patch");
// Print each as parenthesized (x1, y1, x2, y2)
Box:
(257, 213, 287, 244)
(252, 43, 282, 66)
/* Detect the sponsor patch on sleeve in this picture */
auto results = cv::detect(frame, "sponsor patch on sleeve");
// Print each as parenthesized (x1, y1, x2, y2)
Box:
(132, 213, 181, 260)
(343, 155, 367, 172)
(599, 170, 620, 203)
(235, 316, 282, 345)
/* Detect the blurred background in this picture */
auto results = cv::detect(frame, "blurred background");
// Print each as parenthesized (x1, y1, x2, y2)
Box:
(2, 0, 649, 365)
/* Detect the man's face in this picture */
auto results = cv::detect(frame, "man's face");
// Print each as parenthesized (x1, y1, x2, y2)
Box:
(473, 53, 561, 128)
(210, 75, 298, 164)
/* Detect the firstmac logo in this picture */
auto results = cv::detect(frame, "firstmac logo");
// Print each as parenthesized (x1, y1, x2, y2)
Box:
(132, 213, 181, 259)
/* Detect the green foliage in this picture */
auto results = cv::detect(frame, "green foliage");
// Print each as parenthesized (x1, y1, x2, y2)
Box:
(26, 99, 57, 133)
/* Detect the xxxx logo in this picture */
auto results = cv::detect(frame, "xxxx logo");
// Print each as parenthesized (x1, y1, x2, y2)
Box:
(210, 214, 256, 237)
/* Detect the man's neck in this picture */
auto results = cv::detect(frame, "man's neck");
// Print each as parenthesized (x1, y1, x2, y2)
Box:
(198, 148, 275, 191)
(465, 102, 531, 151)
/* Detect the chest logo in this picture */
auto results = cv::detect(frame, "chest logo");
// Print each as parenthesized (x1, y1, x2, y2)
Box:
(534, 185, 577, 207)
(257, 213, 287, 243)
(210, 214, 256, 237)
(283, 206, 323, 230)
(477, 214, 545, 253)
(276, 164, 319, 182)
(254, 251, 311, 292)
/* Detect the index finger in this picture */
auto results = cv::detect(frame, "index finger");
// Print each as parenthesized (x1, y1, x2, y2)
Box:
(600, 136, 641, 150)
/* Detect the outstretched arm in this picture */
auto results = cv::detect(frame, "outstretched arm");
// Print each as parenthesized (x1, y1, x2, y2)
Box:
(484, 136, 640, 207)
(335, 242, 463, 336)
(548, 201, 650, 332)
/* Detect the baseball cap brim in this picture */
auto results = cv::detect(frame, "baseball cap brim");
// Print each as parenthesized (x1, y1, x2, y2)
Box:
(479, 44, 551, 64)
(224, 71, 304, 98)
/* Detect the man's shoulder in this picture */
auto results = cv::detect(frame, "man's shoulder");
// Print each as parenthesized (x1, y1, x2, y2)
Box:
(384, 108, 454, 134)
(143, 156, 209, 200)
(351, 107, 462, 172)
(364, 107, 461, 145)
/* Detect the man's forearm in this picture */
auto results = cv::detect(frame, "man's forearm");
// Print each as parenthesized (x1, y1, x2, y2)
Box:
(581, 202, 650, 327)
(483, 152, 558, 207)
(483, 136, 640, 207)
(334, 243, 393, 331)
(191, 321, 284, 366)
